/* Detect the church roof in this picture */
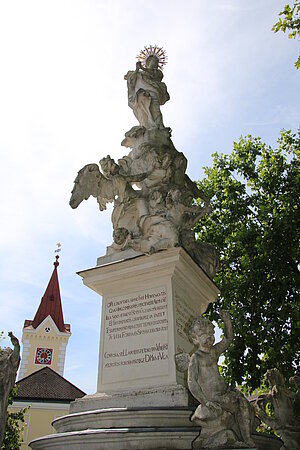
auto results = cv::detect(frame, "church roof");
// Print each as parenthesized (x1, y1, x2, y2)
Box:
(25, 255, 70, 333)
(14, 367, 85, 401)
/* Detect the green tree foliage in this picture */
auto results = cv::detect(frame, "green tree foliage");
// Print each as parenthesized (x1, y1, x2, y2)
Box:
(1, 386, 28, 450)
(273, 1, 300, 68)
(195, 129, 300, 391)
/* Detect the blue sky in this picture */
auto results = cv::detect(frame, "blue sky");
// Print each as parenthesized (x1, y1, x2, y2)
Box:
(0, 0, 299, 394)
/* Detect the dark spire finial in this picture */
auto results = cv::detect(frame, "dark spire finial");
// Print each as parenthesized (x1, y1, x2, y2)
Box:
(54, 243, 61, 267)
(54, 255, 59, 268)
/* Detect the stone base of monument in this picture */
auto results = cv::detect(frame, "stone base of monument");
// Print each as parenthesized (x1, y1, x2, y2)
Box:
(79, 247, 220, 401)
(70, 384, 196, 412)
(28, 248, 282, 450)
(30, 406, 201, 449)
(29, 410, 281, 450)
(30, 427, 199, 450)
(28, 248, 210, 449)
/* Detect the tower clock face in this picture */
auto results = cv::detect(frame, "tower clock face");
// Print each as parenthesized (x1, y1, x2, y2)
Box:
(35, 348, 53, 365)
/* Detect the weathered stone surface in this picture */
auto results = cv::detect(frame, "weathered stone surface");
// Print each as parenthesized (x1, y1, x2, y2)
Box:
(124, 56, 170, 129)
(0, 332, 20, 447)
(69, 53, 219, 278)
(77, 247, 219, 398)
(254, 369, 300, 450)
(70, 385, 194, 413)
(30, 427, 199, 450)
(96, 248, 144, 266)
(53, 407, 198, 433)
(177, 312, 256, 449)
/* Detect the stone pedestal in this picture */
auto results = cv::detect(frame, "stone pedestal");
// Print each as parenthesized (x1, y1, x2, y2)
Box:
(29, 247, 220, 449)
(74, 246, 219, 411)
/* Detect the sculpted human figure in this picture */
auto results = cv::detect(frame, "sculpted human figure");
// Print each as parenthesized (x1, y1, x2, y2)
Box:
(187, 312, 255, 448)
(130, 214, 178, 255)
(124, 53, 169, 129)
(118, 145, 187, 193)
(0, 332, 20, 446)
(255, 369, 300, 450)
(106, 228, 132, 254)
(165, 189, 211, 228)
(70, 47, 220, 271)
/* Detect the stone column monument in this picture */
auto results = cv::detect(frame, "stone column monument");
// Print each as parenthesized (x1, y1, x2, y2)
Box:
(30, 46, 221, 450)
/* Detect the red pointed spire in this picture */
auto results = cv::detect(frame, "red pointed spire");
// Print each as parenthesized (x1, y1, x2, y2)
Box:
(31, 255, 69, 332)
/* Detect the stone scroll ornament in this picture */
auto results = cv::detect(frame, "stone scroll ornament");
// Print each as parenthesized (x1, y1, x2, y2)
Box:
(70, 45, 220, 278)
(0, 332, 20, 446)
(176, 311, 256, 449)
(254, 369, 300, 450)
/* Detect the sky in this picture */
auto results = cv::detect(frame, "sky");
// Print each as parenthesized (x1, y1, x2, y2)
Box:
(0, 0, 299, 394)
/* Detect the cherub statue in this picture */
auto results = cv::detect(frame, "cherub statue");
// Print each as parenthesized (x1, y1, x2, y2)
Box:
(176, 312, 255, 448)
(0, 332, 20, 446)
(255, 368, 300, 450)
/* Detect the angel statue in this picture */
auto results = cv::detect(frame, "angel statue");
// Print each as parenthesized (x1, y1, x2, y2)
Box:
(70, 156, 148, 242)
(176, 312, 256, 449)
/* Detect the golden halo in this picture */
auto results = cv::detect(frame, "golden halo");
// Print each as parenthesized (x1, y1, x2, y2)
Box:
(137, 45, 168, 70)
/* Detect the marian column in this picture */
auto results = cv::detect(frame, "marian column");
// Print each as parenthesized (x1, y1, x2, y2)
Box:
(30, 46, 221, 450)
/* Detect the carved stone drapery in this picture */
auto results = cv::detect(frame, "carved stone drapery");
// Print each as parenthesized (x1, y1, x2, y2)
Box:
(70, 49, 220, 278)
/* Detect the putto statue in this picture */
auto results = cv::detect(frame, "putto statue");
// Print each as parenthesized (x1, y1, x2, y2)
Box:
(176, 312, 256, 448)
(70, 46, 220, 278)
(255, 369, 300, 450)
(0, 332, 20, 447)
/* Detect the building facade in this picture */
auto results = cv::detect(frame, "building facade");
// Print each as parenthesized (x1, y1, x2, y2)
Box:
(11, 255, 85, 449)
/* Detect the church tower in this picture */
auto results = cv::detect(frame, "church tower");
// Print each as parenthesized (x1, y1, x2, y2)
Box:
(18, 255, 71, 379)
